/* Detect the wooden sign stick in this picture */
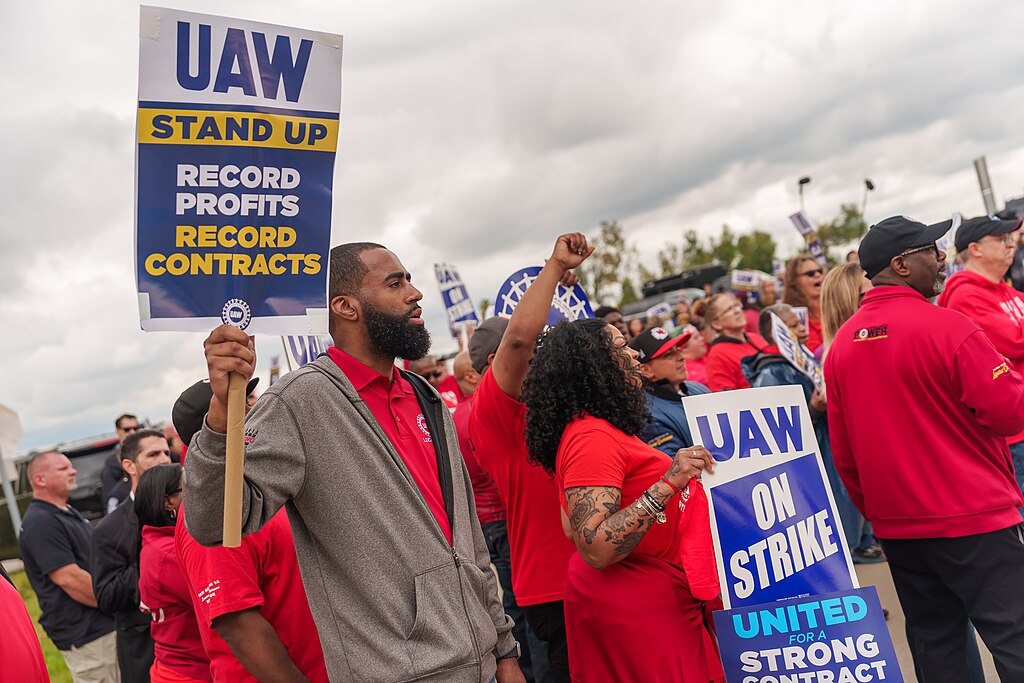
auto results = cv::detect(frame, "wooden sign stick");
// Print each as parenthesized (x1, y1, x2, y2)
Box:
(222, 371, 247, 547)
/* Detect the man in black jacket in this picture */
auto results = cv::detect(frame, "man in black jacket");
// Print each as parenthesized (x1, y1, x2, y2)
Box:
(100, 414, 139, 514)
(91, 428, 171, 682)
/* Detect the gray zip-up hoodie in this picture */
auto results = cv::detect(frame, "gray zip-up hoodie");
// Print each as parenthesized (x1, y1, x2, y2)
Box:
(183, 356, 516, 682)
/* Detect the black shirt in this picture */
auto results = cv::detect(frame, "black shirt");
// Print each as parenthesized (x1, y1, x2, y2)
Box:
(18, 499, 114, 650)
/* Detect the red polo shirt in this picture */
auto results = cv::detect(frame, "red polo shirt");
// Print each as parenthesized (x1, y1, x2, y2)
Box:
(469, 369, 575, 606)
(328, 347, 452, 544)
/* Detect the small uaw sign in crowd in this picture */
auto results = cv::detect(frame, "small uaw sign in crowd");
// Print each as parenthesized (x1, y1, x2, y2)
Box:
(135, 6, 342, 334)
(684, 386, 902, 683)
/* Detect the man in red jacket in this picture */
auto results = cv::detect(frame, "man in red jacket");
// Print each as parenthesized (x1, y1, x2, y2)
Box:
(937, 213, 1024, 495)
(825, 215, 1024, 682)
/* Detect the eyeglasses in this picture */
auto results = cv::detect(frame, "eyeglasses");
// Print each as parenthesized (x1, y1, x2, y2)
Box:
(898, 243, 938, 258)
(980, 234, 1015, 246)
(799, 268, 824, 278)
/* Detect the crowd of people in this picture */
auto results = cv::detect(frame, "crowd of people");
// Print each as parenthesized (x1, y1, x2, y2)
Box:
(7, 213, 1024, 682)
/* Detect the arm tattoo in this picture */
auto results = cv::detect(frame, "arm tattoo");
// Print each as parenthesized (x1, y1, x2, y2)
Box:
(566, 486, 655, 557)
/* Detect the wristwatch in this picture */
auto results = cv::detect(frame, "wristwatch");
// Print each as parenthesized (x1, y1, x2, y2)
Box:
(497, 642, 521, 660)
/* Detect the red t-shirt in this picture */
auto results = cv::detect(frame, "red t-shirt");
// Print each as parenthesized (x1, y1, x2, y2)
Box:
(453, 395, 505, 525)
(139, 525, 212, 682)
(556, 416, 720, 599)
(705, 333, 768, 392)
(0, 572, 48, 682)
(468, 369, 575, 606)
(556, 417, 684, 562)
(174, 509, 328, 683)
(328, 347, 452, 544)
(436, 375, 464, 411)
(806, 317, 823, 354)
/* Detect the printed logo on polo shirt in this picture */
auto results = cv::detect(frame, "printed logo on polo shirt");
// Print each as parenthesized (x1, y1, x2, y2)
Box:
(416, 414, 433, 443)
(993, 361, 1011, 381)
(853, 325, 888, 342)
(647, 432, 674, 448)
(198, 580, 221, 605)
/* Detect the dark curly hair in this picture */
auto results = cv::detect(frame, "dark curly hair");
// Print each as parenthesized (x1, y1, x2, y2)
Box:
(522, 318, 651, 474)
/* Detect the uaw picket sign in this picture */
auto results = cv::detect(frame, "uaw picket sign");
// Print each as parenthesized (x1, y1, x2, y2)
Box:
(435, 264, 479, 336)
(494, 266, 594, 325)
(284, 335, 332, 368)
(714, 587, 903, 683)
(135, 7, 342, 334)
(682, 386, 857, 609)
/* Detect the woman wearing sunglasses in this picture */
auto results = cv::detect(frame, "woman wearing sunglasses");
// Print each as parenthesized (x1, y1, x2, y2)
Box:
(782, 254, 826, 353)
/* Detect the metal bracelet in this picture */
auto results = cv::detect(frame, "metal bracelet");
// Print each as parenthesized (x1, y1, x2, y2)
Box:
(642, 490, 666, 513)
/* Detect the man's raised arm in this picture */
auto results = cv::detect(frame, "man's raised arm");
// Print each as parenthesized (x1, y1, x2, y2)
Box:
(491, 233, 594, 399)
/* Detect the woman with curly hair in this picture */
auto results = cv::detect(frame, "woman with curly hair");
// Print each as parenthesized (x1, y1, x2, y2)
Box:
(522, 318, 724, 682)
(782, 254, 826, 353)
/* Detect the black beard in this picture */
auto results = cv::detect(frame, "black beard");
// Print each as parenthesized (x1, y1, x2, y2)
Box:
(362, 300, 431, 361)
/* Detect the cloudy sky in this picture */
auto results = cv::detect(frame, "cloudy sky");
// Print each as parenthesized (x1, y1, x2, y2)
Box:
(3, 0, 1024, 452)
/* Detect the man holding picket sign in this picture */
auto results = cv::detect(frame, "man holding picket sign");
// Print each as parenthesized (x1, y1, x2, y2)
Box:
(827, 216, 1024, 681)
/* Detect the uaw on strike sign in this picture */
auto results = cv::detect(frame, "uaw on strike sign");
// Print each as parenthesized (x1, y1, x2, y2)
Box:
(683, 386, 902, 683)
(135, 7, 342, 333)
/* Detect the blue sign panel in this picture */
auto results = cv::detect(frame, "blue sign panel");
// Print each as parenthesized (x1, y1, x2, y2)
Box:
(135, 7, 342, 334)
(714, 587, 903, 683)
(435, 264, 479, 335)
(711, 454, 854, 608)
(494, 266, 594, 326)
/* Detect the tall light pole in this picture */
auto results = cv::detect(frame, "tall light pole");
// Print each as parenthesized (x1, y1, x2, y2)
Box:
(798, 176, 812, 212)
(861, 179, 875, 235)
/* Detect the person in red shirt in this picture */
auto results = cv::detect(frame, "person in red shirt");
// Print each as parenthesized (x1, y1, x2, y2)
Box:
(679, 322, 709, 385)
(170, 381, 329, 683)
(135, 464, 211, 683)
(521, 318, 722, 682)
(937, 213, 1024, 495)
(782, 254, 825, 352)
(452, 349, 545, 682)
(185, 243, 523, 682)
(703, 293, 768, 391)
(468, 234, 593, 683)
(0, 563, 49, 683)
(826, 215, 1024, 681)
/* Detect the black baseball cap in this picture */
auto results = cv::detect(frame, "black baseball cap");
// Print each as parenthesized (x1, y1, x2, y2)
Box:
(468, 317, 509, 374)
(954, 214, 1022, 253)
(172, 377, 259, 445)
(859, 216, 953, 279)
(627, 326, 692, 364)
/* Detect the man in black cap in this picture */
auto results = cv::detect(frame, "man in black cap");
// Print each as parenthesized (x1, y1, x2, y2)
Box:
(825, 216, 1024, 681)
(627, 326, 709, 457)
(938, 214, 1024, 493)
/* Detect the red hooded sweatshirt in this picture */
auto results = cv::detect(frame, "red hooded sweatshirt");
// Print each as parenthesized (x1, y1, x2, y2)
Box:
(825, 286, 1024, 539)
(937, 269, 1024, 445)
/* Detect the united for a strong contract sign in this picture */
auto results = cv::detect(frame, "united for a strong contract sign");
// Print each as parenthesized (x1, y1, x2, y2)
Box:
(135, 7, 342, 333)
(683, 386, 857, 609)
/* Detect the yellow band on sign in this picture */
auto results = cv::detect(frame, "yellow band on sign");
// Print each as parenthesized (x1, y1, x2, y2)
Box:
(137, 109, 339, 152)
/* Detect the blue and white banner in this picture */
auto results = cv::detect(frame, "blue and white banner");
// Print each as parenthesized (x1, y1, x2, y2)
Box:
(283, 335, 333, 369)
(714, 587, 903, 683)
(731, 270, 762, 292)
(645, 301, 673, 321)
(435, 264, 479, 335)
(769, 312, 824, 393)
(135, 7, 342, 334)
(494, 266, 594, 326)
(683, 386, 857, 609)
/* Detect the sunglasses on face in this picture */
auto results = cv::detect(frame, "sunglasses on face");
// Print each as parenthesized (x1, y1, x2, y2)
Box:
(899, 243, 938, 258)
(800, 268, 824, 278)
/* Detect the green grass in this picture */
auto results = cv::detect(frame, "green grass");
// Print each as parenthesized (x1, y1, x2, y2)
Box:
(11, 570, 73, 683)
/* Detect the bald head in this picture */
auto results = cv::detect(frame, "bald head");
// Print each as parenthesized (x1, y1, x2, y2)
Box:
(27, 451, 77, 502)
(453, 350, 480, 397)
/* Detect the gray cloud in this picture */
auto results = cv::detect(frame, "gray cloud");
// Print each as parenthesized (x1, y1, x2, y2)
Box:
(4, 0, 1024, 449)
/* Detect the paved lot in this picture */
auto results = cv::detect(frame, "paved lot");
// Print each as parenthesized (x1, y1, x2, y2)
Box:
(855, 562, 997, 682)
